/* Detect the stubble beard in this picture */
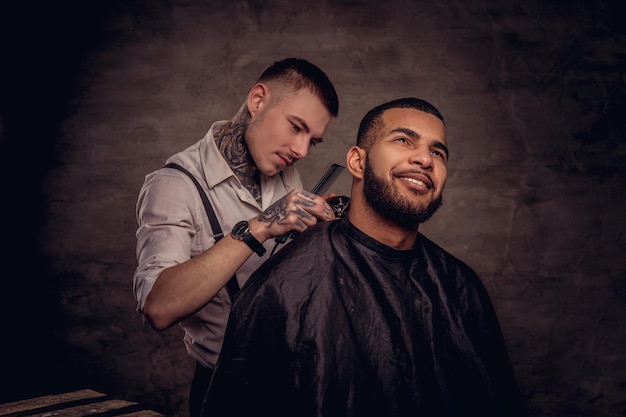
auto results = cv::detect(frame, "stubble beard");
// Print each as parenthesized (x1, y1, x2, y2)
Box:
(363, 157, 443, 229)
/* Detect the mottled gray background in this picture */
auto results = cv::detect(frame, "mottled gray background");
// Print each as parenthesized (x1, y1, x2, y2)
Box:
(1, 0, 624, 416)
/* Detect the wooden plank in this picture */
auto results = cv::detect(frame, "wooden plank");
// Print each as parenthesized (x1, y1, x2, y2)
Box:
(0, 390, 105, 416)
(19, 399, 137, 417)
(117, 410, 165, 417)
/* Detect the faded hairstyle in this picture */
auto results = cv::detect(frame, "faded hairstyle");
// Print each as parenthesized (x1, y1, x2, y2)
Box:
(356, 97, 444, 150)
(256, 58, 339, 117)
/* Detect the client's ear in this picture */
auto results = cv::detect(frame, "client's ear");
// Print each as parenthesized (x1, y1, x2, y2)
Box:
(346, 146, 366, 180)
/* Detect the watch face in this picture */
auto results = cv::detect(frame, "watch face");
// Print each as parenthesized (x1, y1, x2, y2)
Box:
(232, 220, 249, 239)
(231, 220, 266, 256)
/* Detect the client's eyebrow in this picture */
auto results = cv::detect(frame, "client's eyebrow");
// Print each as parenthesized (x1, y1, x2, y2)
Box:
(391, 127, 449, 159)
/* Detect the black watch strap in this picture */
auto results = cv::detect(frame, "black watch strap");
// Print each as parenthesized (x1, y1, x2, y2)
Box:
(232, 220, 266, 256)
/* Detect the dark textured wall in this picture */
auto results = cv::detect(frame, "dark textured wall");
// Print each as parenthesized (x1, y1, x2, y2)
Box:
(1, 1, 624, 416)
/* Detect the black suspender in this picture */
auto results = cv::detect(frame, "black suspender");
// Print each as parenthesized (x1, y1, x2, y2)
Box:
(164, 163, 240, 300)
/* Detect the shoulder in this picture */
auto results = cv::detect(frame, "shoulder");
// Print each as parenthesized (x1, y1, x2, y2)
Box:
(269, 221, 337, 272)
(137, 165, 204, 219)
(416, 233, 486, 293)
(142, 165, 198, 194)
(163, 126, 231, 185)
(239, 221, 338, 295)
(418, 234, 476, 273)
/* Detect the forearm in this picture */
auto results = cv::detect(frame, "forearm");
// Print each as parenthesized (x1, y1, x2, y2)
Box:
(143, 233, 256, 330)
(139, 187, 336, 330)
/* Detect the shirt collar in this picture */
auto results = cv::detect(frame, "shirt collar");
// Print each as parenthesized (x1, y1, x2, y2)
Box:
(201, 121, 237, 189)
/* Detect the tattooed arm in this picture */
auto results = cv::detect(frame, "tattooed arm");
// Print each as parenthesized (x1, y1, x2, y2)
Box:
(142, 98, 335, 330)
(142, 188, 335, 331)
(250, 188, 336, 239)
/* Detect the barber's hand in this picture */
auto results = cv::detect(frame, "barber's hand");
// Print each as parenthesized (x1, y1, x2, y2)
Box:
(252, 189, 336, 241)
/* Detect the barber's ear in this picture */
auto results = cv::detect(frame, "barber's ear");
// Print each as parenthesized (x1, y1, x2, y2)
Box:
(346, 146, 366, 180)
(247, 83, 268, 117)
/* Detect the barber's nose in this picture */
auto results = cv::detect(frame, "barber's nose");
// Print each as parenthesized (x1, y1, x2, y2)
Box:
(291, 137, 310, 160)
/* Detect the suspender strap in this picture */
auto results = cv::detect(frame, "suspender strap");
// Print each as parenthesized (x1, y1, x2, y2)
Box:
(164, 163, 240, 300)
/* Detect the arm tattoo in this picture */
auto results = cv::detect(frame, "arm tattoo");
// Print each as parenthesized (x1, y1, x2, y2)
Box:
(214, 103, 262, 204)
(258, 192, 317, 228)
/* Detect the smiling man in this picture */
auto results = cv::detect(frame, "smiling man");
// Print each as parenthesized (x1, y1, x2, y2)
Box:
(133, 58, 339, 417)
(202, 98, 527, 417)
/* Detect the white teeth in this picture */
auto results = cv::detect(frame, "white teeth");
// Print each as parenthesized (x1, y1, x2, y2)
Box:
(403, 177, 425, 186)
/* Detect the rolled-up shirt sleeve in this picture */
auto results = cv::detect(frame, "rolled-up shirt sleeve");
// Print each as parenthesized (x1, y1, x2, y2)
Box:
(133, 169, 211, 312)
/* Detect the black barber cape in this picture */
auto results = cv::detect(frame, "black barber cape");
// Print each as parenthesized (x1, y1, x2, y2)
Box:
(203, 218, 526, 417)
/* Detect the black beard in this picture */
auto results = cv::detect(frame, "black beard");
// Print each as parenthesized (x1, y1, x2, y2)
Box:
(363, 157, 442, 229)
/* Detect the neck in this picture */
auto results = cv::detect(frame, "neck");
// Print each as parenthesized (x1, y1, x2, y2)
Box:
(346, 194, 419, 250)
(214, 103, 262, 203)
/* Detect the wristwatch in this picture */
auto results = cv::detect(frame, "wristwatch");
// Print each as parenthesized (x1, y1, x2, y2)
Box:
(231, 220, 266, 257)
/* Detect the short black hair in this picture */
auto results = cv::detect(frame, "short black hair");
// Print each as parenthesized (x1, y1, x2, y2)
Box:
(257, 58, 339, 117)
(356, 97, 444, 149)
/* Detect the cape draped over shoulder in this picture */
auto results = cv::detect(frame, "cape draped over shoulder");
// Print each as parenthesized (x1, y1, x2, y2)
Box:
(203, 218, 526, 417)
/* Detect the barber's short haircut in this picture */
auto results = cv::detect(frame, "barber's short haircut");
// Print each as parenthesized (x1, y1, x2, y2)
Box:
(356, 97, 444, 150)
(256, 58, 339, 117)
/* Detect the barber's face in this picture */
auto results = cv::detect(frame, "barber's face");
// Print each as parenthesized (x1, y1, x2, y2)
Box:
(363, 108, 448, 227)
(246, 86, 332, 177)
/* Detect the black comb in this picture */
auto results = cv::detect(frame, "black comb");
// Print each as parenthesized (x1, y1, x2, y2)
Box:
(310, 163, 345, 195)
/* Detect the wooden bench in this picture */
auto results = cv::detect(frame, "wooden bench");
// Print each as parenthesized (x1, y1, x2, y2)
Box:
(0, 389, 164, 416)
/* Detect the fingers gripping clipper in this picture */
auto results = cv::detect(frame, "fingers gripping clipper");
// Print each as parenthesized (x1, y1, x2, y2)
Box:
(274, 164, 350, 244)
